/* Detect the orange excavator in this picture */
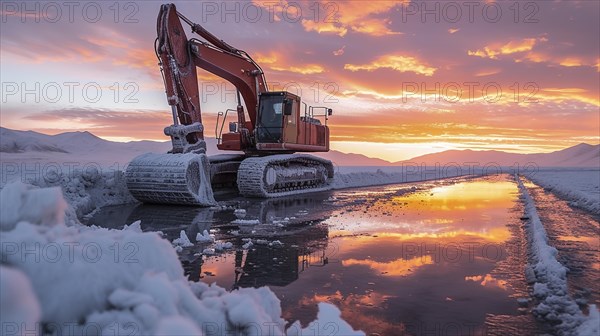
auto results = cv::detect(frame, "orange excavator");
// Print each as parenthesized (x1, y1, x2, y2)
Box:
(125, 4, 334, 205)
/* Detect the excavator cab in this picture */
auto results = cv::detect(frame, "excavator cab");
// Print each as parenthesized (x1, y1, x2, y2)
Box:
(253, 91, 331, 153)
(256, 92, 293, 143)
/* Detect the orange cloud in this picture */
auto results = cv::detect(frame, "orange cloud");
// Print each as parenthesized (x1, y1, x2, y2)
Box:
(255, 52, 278, 65)
(272, 64, 324, 74)
(499, 38, 538, 54)
(72, 47, 104, 62)
(475, 68, 501, 77)
(255, 52, 324, 74)
(521, 53, 596, 69)
(469, 38, 596, 70)
(254, 0, 405, 36)
(536, 88, 599, 106)
(302, 20, 348, 36)
(542, 88, 588, 93)
(448, 28, 460, 34)
(521, 51, 550, 63)
(559, 57, 583, 67)
(115, 48, 157, 71)
(333, 46, 346, 56)
(468, 38, 538, 60)
(3, 26, 140, 66)
(3, 43, 104, 64)
(349, 18, 402, 37)
(344, 55, 436, 76)
(84, 28, 136, 49)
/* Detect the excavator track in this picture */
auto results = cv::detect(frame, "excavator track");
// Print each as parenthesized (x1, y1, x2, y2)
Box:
(237, 154, 334, 198)
(125, 153, 215, 206)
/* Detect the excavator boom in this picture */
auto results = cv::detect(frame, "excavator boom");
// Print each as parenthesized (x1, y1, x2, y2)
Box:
(156, 4, 267, 150)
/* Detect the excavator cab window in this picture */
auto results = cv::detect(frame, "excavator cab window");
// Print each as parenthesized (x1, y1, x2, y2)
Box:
(256, 94, 285, 143)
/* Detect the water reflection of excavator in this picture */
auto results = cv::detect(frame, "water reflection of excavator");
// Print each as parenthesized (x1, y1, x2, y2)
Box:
(95, 206, 331, 287)
(125, 3, 334, 206)
(230, 229, 330, 289)
(229, 194, 334, 288)
(124, 191, 335, 235)
(128, 193, 336, 286)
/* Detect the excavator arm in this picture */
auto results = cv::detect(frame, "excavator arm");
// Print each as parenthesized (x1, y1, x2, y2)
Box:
(156, 4, 266, 152)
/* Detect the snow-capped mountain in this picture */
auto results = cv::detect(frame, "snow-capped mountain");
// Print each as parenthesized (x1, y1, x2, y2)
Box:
(0, 128, 69, 153)
(0, 127, 172, 154)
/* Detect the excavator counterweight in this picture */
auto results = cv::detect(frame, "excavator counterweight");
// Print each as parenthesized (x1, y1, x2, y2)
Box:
(125, 3, 334, 205)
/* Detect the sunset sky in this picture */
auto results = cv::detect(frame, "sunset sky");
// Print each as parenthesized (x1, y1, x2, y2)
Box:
(1, 0, 599, 161)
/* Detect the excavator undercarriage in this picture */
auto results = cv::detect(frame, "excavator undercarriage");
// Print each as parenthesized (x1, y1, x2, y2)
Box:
(126, 153, 334, 205)
(237, 155, 334, 198)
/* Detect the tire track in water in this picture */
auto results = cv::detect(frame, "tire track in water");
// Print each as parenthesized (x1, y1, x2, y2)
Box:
(521, 177, 599, 307)
(517, 175, 599, 335)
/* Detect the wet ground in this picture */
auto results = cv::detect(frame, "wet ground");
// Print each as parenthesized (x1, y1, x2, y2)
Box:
(87, 174, 600, 335)
(521, 178, 600, 310)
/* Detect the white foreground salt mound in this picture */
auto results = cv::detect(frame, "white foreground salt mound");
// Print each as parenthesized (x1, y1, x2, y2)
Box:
(0, 182, 67, 231)
(1, 221, 184, 327)
(0, 266, 41, 334)
(0, 181, 364, 335)
(5, 167, 136, 223)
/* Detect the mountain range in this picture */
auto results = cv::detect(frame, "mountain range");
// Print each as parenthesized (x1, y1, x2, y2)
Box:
(0, 127, 598, 167)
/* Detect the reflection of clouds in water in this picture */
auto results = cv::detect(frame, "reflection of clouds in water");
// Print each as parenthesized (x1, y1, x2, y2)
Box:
(331, 228, 512, 259)
(301, 290, 394, 308)
(328, 178, 517, 240)
(295, 291, 406, 334)
(343, 255, 433, 277)
(465, 274, 508, 290)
